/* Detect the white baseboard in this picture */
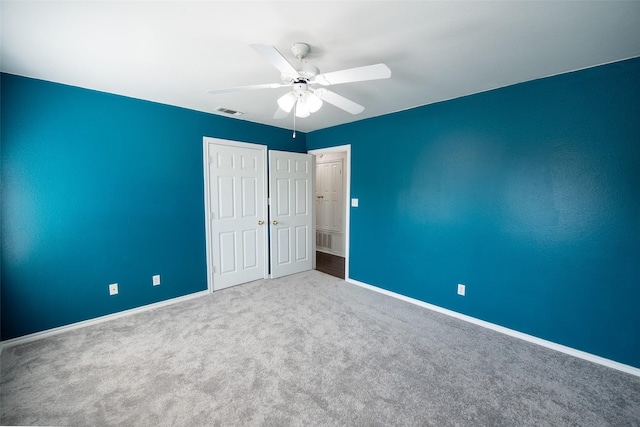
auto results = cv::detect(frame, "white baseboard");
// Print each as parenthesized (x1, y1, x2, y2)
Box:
(346, 277, 640, 378)
(1, 290, 209, 350)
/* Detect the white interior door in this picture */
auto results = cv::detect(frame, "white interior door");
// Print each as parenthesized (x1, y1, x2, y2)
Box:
(204, 139, 268, 290)
(269, 150, 314, 279)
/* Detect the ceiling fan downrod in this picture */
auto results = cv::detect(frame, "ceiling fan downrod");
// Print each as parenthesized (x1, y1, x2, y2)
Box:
(291, 42, 311, 61)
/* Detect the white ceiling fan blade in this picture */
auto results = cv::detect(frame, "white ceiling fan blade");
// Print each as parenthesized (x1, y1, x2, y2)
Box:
(314, 63, 391, 86)
(249, 43, 300, 80)
(313, 88, 364, 115)
(273, 107, 290, 119)
(207, 82, 288, 95)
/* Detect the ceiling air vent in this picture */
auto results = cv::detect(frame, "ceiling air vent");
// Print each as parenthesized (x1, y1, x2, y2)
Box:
(215, 107, 243, 116)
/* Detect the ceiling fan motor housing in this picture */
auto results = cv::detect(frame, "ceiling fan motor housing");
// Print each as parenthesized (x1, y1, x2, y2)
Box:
(293, 81, 308, 96)
(298, 62, 319, 79)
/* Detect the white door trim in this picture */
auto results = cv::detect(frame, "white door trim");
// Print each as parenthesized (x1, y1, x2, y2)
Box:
(202, 137, 269, 292)
(308, 144, 351, 280)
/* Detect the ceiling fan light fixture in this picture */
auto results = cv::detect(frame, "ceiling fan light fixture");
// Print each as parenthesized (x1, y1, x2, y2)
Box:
(295, 98, 311, 118)
(306, 92, 323, 113)
(277, 92, 297, 113)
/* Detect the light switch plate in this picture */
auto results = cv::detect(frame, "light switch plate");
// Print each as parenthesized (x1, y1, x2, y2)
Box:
(457, 284, 466, 296)
(351, 198, 359, 207)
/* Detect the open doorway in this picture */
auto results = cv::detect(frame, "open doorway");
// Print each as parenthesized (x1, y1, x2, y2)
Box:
(309, 145, 350, 280)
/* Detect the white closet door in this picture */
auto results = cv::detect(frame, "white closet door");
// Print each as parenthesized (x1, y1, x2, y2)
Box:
(204, 140, 267, 290)
(269, 150, 313, 279)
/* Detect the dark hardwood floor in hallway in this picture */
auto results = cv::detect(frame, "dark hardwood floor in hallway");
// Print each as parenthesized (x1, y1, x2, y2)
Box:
(316, 251, 345, 279)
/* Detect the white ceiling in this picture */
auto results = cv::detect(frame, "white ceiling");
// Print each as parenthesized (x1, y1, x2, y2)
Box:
(2, 1, 640, 133)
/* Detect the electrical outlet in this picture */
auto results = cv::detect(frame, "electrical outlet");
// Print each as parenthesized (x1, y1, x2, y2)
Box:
(152, 275, 161, 286)
(457, 283, 466, 296)
(109, 283, 118, 296)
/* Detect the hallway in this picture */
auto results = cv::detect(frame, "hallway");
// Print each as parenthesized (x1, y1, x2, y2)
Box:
(316, 251, 345, 279)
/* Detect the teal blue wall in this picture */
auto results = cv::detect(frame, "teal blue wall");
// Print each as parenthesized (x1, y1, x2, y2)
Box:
(1, 73, 305, 340)
(307, 58, 640, 368)
(4, 58, 640, 369)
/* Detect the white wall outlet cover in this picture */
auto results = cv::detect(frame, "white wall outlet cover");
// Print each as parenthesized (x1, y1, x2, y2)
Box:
(153, 275, 161, 286)
(351, 198, 359, 207)
(457, 284, 466, 296)
(109, 283, 118, 295)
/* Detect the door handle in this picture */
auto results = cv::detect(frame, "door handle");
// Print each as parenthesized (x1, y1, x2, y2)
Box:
(272, 220, 278, 225)
(317, 195, 324, 199)
(258, 220, 264, 225)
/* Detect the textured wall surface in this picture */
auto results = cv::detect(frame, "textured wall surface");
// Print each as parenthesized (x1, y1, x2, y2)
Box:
(307, 58, 640, 368)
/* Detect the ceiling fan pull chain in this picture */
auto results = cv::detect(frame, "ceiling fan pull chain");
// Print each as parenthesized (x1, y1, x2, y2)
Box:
(293, 102, 297, 138)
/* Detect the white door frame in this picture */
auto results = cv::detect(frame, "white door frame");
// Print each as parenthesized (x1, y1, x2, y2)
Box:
(308, 144, 351, 280)
(202, 137, 269, 292)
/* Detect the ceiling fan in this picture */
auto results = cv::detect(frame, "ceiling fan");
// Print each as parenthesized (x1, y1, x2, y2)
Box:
(207, 42, 391, 119)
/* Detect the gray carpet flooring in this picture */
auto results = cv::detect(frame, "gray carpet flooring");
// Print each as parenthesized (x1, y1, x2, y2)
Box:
(2, 270, 639, 426)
